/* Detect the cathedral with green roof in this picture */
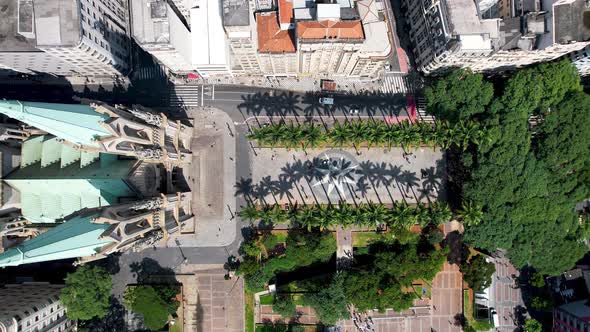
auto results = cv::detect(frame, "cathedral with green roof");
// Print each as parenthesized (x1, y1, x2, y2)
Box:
(0, 100, 195, 267)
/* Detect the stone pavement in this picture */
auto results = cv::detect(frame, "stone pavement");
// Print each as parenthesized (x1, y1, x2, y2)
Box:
(336, 226, 353, 270)
(256, 262, 462, 332)
(167, 107, 237, 247)
(489, 253, 523, 332)
(191, 268, 244, 332)
(172, 75, 384, 94)
(249, 147, 445, 206)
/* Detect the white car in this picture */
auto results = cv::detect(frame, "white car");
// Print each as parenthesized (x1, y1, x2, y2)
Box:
(349, 108, 360, 114)
(319, 97, 334, 105)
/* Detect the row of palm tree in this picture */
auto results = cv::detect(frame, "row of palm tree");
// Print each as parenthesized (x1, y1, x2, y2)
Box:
(247, 120, 489, 151)
(238, 202, 453, 230)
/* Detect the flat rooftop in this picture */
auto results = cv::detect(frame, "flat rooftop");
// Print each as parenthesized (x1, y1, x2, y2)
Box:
(443, 0, 500, 38)
(222, 0, 250, 26)
(553, 0, 590, 44)
(0, 0, 38, 51)
(256, 12, 296, 53)
(131, 0, 171, 44)
(34, 0, 81, 47)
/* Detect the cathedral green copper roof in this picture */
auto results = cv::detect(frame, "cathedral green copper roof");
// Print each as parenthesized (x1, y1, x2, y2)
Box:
(0, 100, 111, 147)
(0, 213, 114, 267)
(5, 141, 138, 223)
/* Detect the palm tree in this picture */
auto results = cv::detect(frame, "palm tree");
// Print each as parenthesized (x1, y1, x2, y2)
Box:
(350, 121, 368, 149)
(238, 204, 259, 222)
(391, 202, 417, 229)
(328, 122, 350, 148)
(414, 203, 431, 227)
(429, 202, 452, 226)
(247, 127, 267, 144)
(283, 123, 303, 150)
(295, 205, 317, 231)
(334, 203, 355, 227)
(457, 201, 484, 227)
(367, 122, 387, 149)
(303, 123, 325, 150)
(365, 202, 388, 228)
(268, 123, 287, 147)
(385, 125, 403, 149)
(269, 204, 289, 224)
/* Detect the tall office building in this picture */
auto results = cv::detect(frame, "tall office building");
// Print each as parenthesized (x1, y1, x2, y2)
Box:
(401, 0, 590, 74)
(0, 0, 130, 77)
(0, 283, 74, 332)
(130, 0, 193, 73)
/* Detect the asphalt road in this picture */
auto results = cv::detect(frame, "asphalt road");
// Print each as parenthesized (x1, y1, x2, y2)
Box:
(0, 77, 414, 273)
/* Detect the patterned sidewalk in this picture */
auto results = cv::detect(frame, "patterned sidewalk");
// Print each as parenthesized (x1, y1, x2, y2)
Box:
(172, 75, 384, 93)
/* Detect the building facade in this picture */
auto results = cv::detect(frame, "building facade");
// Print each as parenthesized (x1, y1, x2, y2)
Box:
(254, 0, 390, 78)
(0, 100, 195, 267)
(0, 283, 74, 332)
(554, 300, 590, 332)
(401, 0, 590, 74)
(223, 0, 262, 74)
(130, 0, 192, 73)
(0, 0, 131, 76)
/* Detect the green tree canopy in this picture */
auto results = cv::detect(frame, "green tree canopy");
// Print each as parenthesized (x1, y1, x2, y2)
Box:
(424, 69, 494, 122)
(272, 295, 297, 319)
(124, 286, 174, 331)
(524, 318, 543, 332)
(436, 60, 590, 275)
(302, 273, 350, 325)
(60, 265, 112, 321)
(343, 240, 447, 312)
(460, 254, 495, 291)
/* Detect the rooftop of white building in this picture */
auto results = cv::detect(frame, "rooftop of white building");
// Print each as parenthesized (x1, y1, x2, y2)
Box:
(33, 0, 81, 47)
(191, 0, 229, 67)
(0, 0, 38, 51)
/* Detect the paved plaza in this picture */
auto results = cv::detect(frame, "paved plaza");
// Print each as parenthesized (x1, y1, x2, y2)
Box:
(169, 108, 237, 247)
(247, 147, 445, 206)
(192, 268, 244, 332)
(489, 253, 523, 332)
(256, 261, 462, 332)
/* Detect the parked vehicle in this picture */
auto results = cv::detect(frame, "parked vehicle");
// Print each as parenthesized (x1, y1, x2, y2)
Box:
(319, 97, 334, 105)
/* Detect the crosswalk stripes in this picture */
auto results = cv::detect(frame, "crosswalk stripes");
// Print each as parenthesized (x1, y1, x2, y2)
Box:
(165, 85, 201, 107)
(381, 74, 418, 94)
(135, 64, 167, 81)
(416, 97, 435, 123)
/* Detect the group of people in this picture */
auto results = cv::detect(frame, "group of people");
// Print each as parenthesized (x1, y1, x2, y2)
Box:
(351, 311, 375, 332)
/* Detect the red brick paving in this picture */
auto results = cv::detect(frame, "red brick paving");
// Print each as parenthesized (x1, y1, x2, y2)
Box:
(256, 261, 463, 332)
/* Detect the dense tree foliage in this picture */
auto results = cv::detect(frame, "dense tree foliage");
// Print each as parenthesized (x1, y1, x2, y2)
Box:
(424, 69, 494, 121)
(239, 202, 452, 230)
(60, 265, 112, 321)
(343, 240, 447, 312)
(123, 285, 179, 331)
(302, 273, 350, 325)
(460, 254, 495, 291)
(524, 318, 543, 332)
(430, 60, 589, 275)
(237, 231, 336, 290)
(272, 295, 297, 319)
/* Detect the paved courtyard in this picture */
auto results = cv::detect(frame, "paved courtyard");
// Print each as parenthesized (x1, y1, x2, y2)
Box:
(256, 261, 462, 332)
(489, 253, 523, 332)
(190, 267, 244, 332)
(246, 147, 445, 206)
(169, 108, 237, 247)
